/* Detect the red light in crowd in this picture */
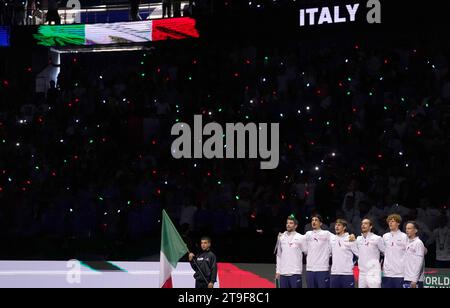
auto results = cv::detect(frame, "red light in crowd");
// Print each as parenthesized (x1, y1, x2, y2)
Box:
(152, 170, 157, 175)
(338, 82, 343, 87)
(360, 165, 365, 172)
(352, 108, 357, 113)
(246, 60, 251, 64)
(3, 80, 9, 86)
(288, 144, 293, 150)
(384, 59, 389, 64)
(281, 194, 286, 200)
(347, 125, 352, 132)
(377, 154, 383, 159)
(316, 90, 321, 95)
(234, 73, 239, 77)
(156, 189, 161, 195)
(26, 180, 31, 185)
(0, 187, 3, 192)
(51, 172, 56, 177)
(74, 155, 79, 160)
(207, 172, 211, 177)
(27, 67, 32, 72)
(355, 45, 360, 49)
(152, 139, 157, 145)
(416, 130, 422, 136)
(330, 183, 335, 188)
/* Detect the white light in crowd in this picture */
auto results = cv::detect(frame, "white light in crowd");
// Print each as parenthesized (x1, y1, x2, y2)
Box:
(300, 170, 304, 174)
(345, 59, 349, 63)
(262, 78, 266, 82)
(306, 83, 310, 87)
(321, 160, 324, 163)
(117, 210, 121, 214)
(399, 151, 403, 156)
(104, 212, 108, 216)
(405, 163, 409, 168)
(208, 111, 212, 116)
(332, 152, 336, 157)
(66, 187, 70, 190)
(99, 75, 103, 79)
(122, 98, 127, 102)
(70, 208, 73, 212)
(16, 143, 20, 147)
(102, 100, 106, 104)
(75, 119, 79, 123)
(250, 100, 254, 104)
(194, 163, 197, 168)
(315, 166, 319, 171)
(60, 139, 64, 143)
(280, 113, 284, 118)
(306, 106, 310, 111)
(164, 181, 168, 185)
(248, 1, 251, 5)
(318, 177, 322, 180)
(297, 110, 301, 114)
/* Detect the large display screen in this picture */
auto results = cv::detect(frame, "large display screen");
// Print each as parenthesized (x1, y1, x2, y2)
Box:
(0, 26, 10, 47)
(33, 17, 200, 47)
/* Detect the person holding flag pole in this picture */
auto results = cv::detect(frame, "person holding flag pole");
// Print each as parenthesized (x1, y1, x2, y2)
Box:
(188, 237, 217, 288)
(159, 209, 215, 288)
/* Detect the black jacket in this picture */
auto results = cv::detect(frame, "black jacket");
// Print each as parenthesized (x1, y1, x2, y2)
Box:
(190, 250, 217, 283)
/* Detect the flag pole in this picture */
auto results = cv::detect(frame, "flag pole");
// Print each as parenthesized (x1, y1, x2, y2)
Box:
(190, 254, 210, 285)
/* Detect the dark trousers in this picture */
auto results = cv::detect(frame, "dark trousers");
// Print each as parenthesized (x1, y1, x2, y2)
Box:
(330, 275, 355, 288)
(195, 280, 209, 288)
(162, 0, 172, 18)
(279, 275, 302, 288)
(403, 280, 424, 288)
(382, 277, 404, 288)
(306, 271, 330, 288)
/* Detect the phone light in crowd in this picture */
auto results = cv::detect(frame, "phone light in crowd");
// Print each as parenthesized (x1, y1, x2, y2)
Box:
(399, 151, 404, 156)
(315, 166, 319, 171)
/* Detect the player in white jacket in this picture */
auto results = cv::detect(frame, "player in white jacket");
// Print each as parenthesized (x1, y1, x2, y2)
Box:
(403, 221, 425, 288)
(275, 215, 307, 288)
(382, 214, 408, 288)
(304, 214, 333, 288)
(354, 218, 385, 288)
(329, 219, 358, 288)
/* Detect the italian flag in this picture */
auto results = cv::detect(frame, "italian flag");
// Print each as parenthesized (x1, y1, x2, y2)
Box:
(160, 210, 189, 288)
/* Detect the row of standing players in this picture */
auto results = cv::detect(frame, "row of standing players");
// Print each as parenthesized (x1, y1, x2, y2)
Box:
(276, 214, 426, 288)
